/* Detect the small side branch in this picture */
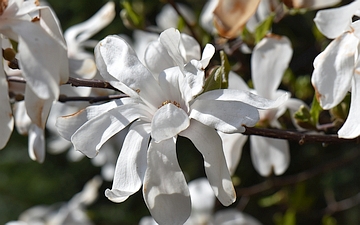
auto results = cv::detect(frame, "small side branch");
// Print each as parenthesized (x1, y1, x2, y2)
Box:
(66, 77, 119, 91)
(243, 127, 358, 144)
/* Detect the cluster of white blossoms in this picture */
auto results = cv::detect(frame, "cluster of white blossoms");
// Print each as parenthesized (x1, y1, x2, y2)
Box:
(3, 0, 360, 224)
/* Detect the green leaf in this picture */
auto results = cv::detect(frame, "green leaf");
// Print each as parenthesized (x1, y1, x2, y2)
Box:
(254, 14, 274, 43)
(120, 0, 144, 29)
(258, 190, 286, 207)
(294, 95, 322, 130)
(274, 208, 296, 225)
(322, 215, 337, 225)
(203, 51, 230, 92)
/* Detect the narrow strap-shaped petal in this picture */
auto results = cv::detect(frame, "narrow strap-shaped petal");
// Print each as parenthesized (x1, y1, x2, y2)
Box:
(64, 2, 115, 48)
(311, 32, 357, 109)
(250, 136, 290, 176)
(0, 61, 13, 149)
(180, 120, 236, 206)
(195, 89, 289, 110)
(56, 99, 131, 141)
(28, 124, 45, 163)
(105, 122, 151, 202)
(190, 99, 259, 133)
(11, 20, 66, 100)
(71, 103, 152, 158)
(24, 86, 53, 129)
(143, 138, 191, 225)
(252, 35, 293, 98)
(314, 0, 360, 39)
(95, 35, 164, 110)
(179, 33, 201, 62)
(338, 73, 360, 138)
(217, 132, 248, 175)
(144, 41, 174, 78)
(159, 28, 184, 69)
(151, 103, 190, 142)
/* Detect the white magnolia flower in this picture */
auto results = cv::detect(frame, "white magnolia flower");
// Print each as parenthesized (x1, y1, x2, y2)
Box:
(5, 176, 102, 225)
(0, 0, 69, 155)
(222, 35, 304, 177)
(312, 0, 360, 138)
(56, 28, 287, 224)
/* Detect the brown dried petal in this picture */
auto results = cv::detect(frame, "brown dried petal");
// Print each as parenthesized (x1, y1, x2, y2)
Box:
(213, 0, 261, 39)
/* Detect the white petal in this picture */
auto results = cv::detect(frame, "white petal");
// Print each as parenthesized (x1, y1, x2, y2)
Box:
(250, 136, 290, 176)
(311, 33, 357, 109)
(314, 0, 360, 39)
(338, 72, 360, 138)
(95, 35, 164, 109)
(151, 104, 190, 142)
(0, 63, 13, 149)
(143, 138, 191, 225)
(158, 67, 185, 107)
(28, 124, 45, 163)
(11, 20, 67, 100)
(218, 132, 248, 175)
(190, 99, 259, 133)
(180, 33, 201, 62)
(56, 99, 129, 141)
(159, 28, 184, 68)
(195, 89, 289, 110)
(64, 2, 115, 55)
(199, 44, 215, 69)
(105, 123, 151, 202)
(186, 178, 215, 224)
(71, 103, 152, 158)
(228, 71, 249, 91)
(144, 41, 175, 77)
(180, 120, 236, 206)
(252, 35, 293, 98)
(24, 86, 53, 129)
(13, 101, 31, 135)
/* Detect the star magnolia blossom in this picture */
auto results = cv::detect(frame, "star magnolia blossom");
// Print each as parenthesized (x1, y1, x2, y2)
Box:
(56, 28, 287, 224)
(221, 35, 304, 177)
(312, 0, 360, 138)
(0, 0, 69, 152)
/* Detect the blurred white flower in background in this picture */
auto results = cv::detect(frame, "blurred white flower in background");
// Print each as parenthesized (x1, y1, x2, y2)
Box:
(5, 176, 102, 225)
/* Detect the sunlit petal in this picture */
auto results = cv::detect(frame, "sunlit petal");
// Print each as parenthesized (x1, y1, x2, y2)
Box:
(106, 122, 151, 202)
(312, 32, 357, 109)
(314, 0, 360, 39)
(252, 35, 293, 98)
(250, 136, 290, 176)
(180, 120, 236, 206)
(151, 103, 190, 142)
(338, 71, 360, 138)
(143, 138, 191, 225)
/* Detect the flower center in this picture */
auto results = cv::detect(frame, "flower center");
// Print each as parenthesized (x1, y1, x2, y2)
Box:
(159, 100, 181, 109)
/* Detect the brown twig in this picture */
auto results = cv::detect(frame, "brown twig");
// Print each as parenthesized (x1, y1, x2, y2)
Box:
(243, 127, 358, 144)
(66, 77, 119, 91)
(58, 94, 126, 104)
